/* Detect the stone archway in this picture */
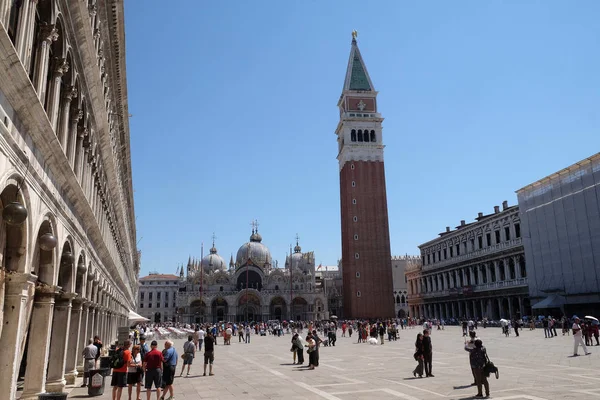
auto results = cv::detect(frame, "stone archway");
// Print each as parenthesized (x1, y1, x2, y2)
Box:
(211, 297, 228, 323)
(19, 217, 58, 398)
(190, 299, 207, 324)
(269, 296, 286, 321)
(292, 297, 308, 321)
(238, 292, 261, 322)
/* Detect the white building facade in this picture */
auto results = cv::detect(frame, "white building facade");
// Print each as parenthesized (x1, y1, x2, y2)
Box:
(0, 1, 138, 398)
(137, 274, 180, 323)
(407, 202, 529, 321)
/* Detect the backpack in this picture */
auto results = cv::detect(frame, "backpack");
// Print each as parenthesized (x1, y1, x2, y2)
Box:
(110, 348, 125, 369)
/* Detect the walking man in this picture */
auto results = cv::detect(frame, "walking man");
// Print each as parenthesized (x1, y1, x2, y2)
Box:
(245, 325, 251, 343)
(573, 317, 591, 356)
(423, 330, 434, 377)
(81, 338, 98, 387)
(180, 335, 195, 377)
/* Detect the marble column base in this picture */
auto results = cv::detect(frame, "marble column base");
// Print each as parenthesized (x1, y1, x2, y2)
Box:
(65, 371, 78, 385)
(44, 378, 67, 393)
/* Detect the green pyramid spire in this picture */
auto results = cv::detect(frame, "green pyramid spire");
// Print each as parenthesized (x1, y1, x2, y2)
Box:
(343, 34, 374, 92)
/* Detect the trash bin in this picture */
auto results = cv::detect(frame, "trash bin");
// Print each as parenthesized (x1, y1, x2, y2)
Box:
(99, 355, 111, 370)
(37, 393, 68, 400)
(87, 369, 107, 396)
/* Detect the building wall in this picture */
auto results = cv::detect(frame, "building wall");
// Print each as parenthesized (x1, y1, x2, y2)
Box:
(408, 203, 529, 321)
(340, 160, 394, 318)
(391, 256, 418, 318)
(0, 1, 137, 398)
(137, 275, 180, 322)
(517, 152, 600, 315)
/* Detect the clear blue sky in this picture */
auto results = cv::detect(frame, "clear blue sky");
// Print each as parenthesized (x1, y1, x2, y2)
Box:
(125, 1, 600, 276)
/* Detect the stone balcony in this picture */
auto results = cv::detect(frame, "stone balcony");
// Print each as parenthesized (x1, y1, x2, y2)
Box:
(412, 277, 528, 299)
(422, 237, 523, 272)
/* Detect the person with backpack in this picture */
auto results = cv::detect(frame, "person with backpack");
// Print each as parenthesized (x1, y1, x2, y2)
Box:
(464, 339, 490, 398)
(110, 339, 132, 400)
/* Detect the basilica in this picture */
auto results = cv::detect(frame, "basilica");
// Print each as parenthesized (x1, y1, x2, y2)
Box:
(174, 229, 329, 323)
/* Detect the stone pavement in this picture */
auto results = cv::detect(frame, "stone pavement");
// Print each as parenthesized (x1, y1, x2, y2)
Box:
(64, 326, 600, 400)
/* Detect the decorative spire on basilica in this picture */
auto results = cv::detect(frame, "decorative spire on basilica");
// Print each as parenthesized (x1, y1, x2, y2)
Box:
(294, 233, 302, 253)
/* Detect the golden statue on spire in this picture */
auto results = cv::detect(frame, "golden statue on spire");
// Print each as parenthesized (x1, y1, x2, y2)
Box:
(352, 30, 358, 40)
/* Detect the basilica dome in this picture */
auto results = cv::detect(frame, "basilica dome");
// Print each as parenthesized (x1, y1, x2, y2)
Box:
(201, 245, 227, 273)
(236, 230, 272, 268)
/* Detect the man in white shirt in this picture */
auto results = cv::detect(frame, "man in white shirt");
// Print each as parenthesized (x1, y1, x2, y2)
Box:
(198, 327, 206, 351)
(572, 317, 591, 356)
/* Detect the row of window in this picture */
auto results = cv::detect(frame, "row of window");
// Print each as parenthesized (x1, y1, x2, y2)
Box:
(140, 291, 174, 301)
(140, 303, 176, 309)
(424, 224, 521, 266)
(350, 129, 376, 143)
(141, 281, 178, 285)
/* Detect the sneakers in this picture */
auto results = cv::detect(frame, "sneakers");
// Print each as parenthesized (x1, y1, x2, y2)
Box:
(585, 352, 592, 355)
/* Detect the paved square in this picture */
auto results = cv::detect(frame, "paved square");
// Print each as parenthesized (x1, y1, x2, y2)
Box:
(65, 326, 599, 400)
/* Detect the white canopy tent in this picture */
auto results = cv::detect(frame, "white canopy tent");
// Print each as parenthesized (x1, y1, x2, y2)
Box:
(128, 310, 150, 323)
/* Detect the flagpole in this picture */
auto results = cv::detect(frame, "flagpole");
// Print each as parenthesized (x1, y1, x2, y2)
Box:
(290, 244, 293, 321)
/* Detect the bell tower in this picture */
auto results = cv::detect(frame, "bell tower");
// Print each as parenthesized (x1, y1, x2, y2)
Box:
(335, 32, 394, 319)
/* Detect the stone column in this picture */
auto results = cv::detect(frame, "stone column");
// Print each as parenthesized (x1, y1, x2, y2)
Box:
(67, 109, 82, 168)
(514, 256, 522, 279)
(504, 259, 510, 282)
(518, 297, 524, 317)
(20, 0, 39, 70)
(13, 0, 32, 58)
(76, 302, 90, 373)
(508, 297, 513, 320)
(0, 273, 36, 400)
(497, 298, 503, 319)
(64, 298, 84, 384)
(45, 293, 76, 393)
(458, 302, 463, 318)
(58, 86, 76, 151)
(32, 24, 58, 100)
(20, 286, 57, 400)
(480, 299, 486, 319)
(494, 261, 500, 283)
(74, 128, 87, 182)
(90, 306, 98, 339)
(46, 58, 69, 130)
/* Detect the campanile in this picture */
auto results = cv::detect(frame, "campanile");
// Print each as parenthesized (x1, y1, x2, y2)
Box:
(336, 33, 395, 319)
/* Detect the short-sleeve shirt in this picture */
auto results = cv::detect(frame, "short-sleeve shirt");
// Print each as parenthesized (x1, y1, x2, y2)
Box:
(198, 330, 205, 340)
(113, 349, 131, 373)
(163, 347, 178, 366)
(144, 348, 164, 369)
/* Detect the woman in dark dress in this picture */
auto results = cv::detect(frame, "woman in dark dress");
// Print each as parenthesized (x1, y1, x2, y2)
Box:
(413, 333, 424, 378)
